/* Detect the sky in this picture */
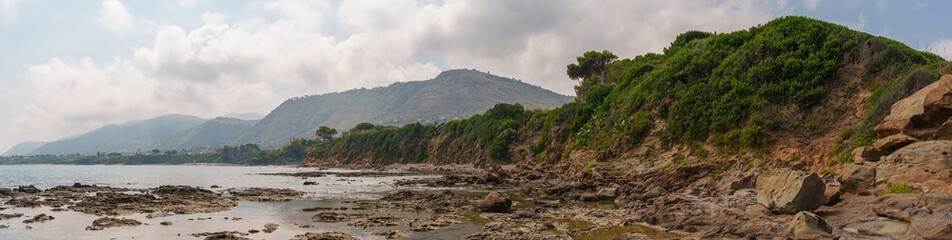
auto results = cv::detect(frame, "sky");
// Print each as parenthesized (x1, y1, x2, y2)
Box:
(1, 0, 951, 153)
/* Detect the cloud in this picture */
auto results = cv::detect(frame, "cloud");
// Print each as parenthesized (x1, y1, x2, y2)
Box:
(928, 39, 952, 60)
(0, 0, 783, 152)
(99, 0, 134, 33)
(0, 0, 17, 24)
(802, 0, 821, 11)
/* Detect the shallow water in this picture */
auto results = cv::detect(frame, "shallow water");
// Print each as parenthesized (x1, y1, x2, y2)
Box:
(0, 165, 479, 240)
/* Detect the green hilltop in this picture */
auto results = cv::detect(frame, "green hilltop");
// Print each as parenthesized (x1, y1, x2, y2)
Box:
(302, 16, 951, 170)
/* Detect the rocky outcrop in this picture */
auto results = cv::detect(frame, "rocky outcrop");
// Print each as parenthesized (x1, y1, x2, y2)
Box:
(872, 193, 952, 239)
(228, 188, 304, 202)
(21, 213, 53, 224)
(876, 141, 952, 195)
(86, 217, 142, 230)
(291, 231, 360, 240)
(477, 191, 512, 213)
(837, 164, 876, 193)
(875, 74, 952, 139)
(755, 170, 825, 214)
(787, 211, 832, 239)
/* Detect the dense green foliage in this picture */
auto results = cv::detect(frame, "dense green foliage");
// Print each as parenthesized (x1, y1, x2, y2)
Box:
(301, 16, 948, 167)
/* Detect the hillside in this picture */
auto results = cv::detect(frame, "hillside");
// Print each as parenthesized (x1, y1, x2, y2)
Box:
(27, 114, 206, 155)
(153, 117, 258, 151)
(2, 141, 46, 156)
(236, 69, 572, 147)
(303, 16, 950, 171)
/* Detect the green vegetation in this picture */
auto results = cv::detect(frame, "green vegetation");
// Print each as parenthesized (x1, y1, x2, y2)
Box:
(886, 181, 918, 194)
(0, 140, 314, 165)
(299, 16, 948, 167)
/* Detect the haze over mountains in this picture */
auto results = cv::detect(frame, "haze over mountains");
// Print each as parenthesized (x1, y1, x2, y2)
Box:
(7, 70, 572, 155)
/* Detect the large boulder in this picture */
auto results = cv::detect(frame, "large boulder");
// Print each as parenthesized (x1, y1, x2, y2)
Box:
(875, 74, 952, 139)
(787, 211, 833, 239)
(877, 141, 952, 195)
(755, 170, 825, 214)
(477, 191, 512, 213)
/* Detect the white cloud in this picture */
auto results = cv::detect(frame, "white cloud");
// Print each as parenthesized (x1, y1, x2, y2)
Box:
(0, 0, 18, 24)
(802, 0, 821, 11)
(99, 0, 134, 34)
(0, 0, 783, 152)
(928, 39, 952, 60)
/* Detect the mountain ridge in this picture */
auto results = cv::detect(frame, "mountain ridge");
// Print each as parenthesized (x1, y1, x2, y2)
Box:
(236, 69, 572, 147)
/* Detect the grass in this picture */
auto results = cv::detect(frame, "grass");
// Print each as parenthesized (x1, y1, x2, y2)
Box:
(886, 181, 918, 194)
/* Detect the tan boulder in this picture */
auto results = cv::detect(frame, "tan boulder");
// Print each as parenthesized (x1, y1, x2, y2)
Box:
(787, 211, 833, 239)
(873, 133, 918, 155)
(875, 74, 952, 139)
(852, 146, 882, 163)
(755, 170, 826, 214)
(477, 191, 512, 213)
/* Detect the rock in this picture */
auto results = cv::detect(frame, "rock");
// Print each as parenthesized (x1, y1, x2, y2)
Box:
(16, 185, 40, 194)
(876, 141, 952, 195)
(85, 217, 142, 230)
(312, 212, 368, 222)
(303, 181, 318, 185)
(875, 74, 952, 139)
(22, 214, 53, 224)
(190, 231, 250, 240)
(579, 192, 600, 201)
(0, 188, 12, 196)
(0, 213, 23, 220)
(229, 188, 305, 202)
(755, 170, 825, 214)
(291, 231, 360, 240)
(247, 229, 260, 234)
(477, 191, 512, 213)
(852, 146, 882, 163)
(873, 133, 918, 154)
(263, 223, 278, 233)
(787, 211, 832, 239)
(210, 185, 221, 189)
(160, 221, 173, 225)
(641, 187, 667, 201)
(837, 164, 876, 193)
(843, 219, 910, 236)
(596, 187, 618, 200)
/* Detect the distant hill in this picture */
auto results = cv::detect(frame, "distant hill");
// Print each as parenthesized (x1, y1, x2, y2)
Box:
(222, 112, 264, 121)
(153, 117, 258, 150)
(28, 114, 206, 155)
(236, 69, 573, 146)
(3, 141, 46, 156)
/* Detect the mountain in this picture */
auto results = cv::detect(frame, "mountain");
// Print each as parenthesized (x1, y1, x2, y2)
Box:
(153, 117, 258, 150)
(222, 112, 265, 121)
(3, 141, 46, 156)
(28, 114, 206, 155)
(236, 69, 573, 146)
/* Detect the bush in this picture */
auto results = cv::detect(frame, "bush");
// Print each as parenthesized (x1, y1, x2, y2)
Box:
(886, 181, 917, 194)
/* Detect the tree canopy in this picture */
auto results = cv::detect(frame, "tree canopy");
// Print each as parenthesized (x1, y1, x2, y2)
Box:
(315, 126, 337, 141)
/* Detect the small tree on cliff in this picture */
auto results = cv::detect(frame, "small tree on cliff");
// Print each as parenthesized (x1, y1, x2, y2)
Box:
(567, 50, 618, 85)
(315, 126, 337, 142)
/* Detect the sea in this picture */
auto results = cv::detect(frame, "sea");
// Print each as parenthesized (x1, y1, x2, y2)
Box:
(0, 165, 479, 240)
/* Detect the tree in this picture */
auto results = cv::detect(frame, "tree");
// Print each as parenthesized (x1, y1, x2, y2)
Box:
(315, 126, 337, 141)
(566, 50, 618, 84)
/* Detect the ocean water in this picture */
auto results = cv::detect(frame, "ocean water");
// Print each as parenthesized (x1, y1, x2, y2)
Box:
(0, 165, 477, 240)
